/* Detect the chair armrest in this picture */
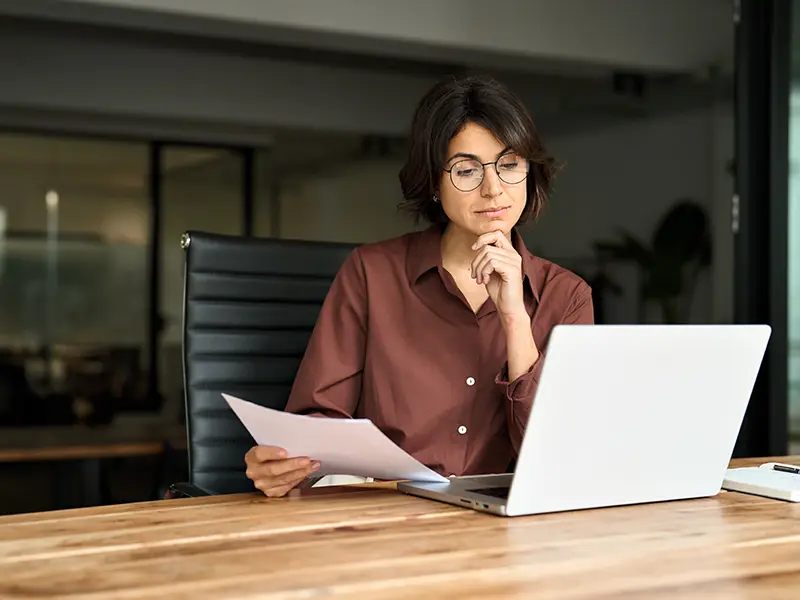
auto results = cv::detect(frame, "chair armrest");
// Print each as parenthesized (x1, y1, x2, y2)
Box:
(164, 482, 214, 498)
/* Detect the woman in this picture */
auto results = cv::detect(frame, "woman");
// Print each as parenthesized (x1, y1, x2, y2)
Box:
(245, 74, 594, 497)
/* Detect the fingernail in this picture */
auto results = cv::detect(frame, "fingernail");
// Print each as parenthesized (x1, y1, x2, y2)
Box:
(311, 462, 321, 470)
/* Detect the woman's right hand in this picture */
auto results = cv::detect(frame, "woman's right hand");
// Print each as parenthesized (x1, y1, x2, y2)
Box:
(244, 445, 321, 497)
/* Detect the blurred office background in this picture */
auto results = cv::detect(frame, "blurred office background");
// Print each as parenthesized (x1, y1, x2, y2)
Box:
(0, 0, 793, 513)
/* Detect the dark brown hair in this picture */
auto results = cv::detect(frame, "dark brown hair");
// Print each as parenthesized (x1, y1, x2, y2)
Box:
(399, 73, 558, 225)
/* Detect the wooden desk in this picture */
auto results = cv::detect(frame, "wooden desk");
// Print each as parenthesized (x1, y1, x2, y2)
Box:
(1, 456, 799, 599)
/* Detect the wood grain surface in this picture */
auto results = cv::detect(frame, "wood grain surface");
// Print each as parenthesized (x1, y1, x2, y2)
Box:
(1, 456, 799, 599)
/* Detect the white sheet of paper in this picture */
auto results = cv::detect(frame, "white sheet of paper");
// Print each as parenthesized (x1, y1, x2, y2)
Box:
(222, 394, 448, 483)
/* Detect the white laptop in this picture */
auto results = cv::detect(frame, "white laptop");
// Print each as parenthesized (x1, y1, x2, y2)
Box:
(398, 324, 771, 517)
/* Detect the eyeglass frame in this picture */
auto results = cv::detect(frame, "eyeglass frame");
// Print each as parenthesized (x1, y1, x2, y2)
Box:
(442, 151, 530, 192)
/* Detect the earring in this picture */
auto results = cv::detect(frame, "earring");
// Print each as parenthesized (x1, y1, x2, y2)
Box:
(433, 194, 439, 203)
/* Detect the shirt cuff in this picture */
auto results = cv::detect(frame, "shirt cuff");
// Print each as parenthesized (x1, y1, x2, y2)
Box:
(495, 352, 546, 402)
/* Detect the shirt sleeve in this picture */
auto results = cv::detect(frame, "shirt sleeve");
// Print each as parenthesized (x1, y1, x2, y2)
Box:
(498, 283, 595, 454)
(284, 248, 367, 419)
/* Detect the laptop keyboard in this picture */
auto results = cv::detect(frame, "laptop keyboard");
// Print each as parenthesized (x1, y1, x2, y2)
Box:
(467, 486, 510, 499)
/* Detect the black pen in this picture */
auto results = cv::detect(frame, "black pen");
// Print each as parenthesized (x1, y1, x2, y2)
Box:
(772, 464, 800, 474)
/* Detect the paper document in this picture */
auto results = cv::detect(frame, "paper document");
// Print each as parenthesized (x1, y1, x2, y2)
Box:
(222, 394, 448, 483)
(722, 463, 800, 502)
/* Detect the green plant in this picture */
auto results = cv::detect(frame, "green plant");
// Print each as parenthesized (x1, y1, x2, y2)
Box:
(593, 199, 712, 324)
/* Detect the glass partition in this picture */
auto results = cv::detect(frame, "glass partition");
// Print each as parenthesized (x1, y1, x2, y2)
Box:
(0, 133, 150, 425)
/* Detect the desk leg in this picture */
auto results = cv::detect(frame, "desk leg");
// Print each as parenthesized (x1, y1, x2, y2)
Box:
(53, 462, 74, 509)
(80, 459, 102, 506)
(53, 459, 106, 509)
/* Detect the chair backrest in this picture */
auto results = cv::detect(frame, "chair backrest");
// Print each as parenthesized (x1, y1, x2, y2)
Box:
(181, 230, 355, 494)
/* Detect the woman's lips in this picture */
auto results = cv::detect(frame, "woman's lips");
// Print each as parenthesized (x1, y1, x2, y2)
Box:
(476, 206, 509, 218)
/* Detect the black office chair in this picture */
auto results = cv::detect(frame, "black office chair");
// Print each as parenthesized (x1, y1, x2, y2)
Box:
(168, 230, 355, 497)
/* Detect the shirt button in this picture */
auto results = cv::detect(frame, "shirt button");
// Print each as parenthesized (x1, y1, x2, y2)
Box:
(466, 377, 475, 386)
(458, 425, 467, 435)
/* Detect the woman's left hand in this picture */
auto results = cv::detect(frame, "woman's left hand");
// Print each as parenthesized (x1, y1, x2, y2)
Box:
(471, 230, 527, 323)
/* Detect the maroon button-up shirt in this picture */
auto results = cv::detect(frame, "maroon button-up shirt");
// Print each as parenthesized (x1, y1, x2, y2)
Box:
(285, 224, 594, 476)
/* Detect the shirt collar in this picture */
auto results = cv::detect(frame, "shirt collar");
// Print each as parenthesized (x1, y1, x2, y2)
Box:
(407, 224, 541, 303)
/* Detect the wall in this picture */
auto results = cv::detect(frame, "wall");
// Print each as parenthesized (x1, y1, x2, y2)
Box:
(1, 0, 733, 74)
(264, 105, 735, 326)
(276, 158, 419, 244)
(0, 17, 730, 149)
(522, 102, 734, 325)
(0, 105, 734, 422)
(0, 103, 734, 343)
(267, 104, 735, 327)
(0, 24, 436, 139)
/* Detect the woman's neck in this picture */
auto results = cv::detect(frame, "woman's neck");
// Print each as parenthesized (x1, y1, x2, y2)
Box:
(440, 223, 511, 270)
(440, 224, 476, 271)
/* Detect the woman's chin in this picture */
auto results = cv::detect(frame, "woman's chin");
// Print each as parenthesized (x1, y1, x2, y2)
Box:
(470, 217, 513, 235)
(446, 215, 515, 238)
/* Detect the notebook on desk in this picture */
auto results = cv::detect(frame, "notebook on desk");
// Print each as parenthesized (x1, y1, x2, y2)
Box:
(722, 462, 800, 502)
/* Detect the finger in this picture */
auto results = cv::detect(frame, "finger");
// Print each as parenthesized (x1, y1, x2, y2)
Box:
(254, 475, 293, 498)
(254, 471, 306, 497)
(471, 232, 495, 251)
(489, 230, 514, 250)
(472, 252, 494, 285)
(471, 242, 515, 265)
(472, 230, 511, 251)
(248, 456, 313, 480)
(259, 463, 320, 495)
(470, 245, 504, 280)
(475, 247, 521, 276)
(270, 462, 320, 487)
(247, 445, 287, 464)
(474, 250, 516, 284)
(472, 230, 505, 248)
(478, 254, 520, 285)
(246, 457, 308, 482)
(470, 246, 489, 280)
(480, 260, 499, 285)
(264, 482, 298, 498)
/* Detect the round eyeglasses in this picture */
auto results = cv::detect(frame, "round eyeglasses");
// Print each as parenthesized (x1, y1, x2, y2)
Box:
(443, 152, 529, 192)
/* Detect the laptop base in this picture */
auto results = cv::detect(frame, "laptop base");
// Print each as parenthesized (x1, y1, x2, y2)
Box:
(398, 473, 513, 517)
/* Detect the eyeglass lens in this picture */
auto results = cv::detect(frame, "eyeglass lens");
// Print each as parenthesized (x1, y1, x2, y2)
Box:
(449, 153, 529, 192)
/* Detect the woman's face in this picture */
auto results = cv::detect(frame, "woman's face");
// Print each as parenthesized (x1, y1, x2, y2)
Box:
(438, 122, 528, 237)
